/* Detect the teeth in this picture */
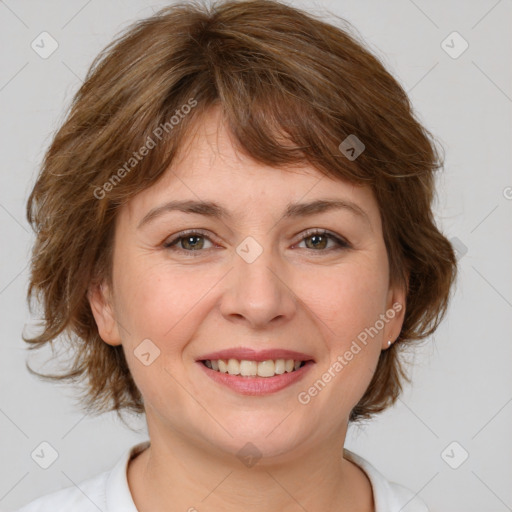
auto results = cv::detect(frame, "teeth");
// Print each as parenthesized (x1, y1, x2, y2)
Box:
(226, 358, 238, 375)
(274, 359, 285, 375)
(257, 360, 275, 377)
(203, 358, 306, 377)
(240, 359, 258, 376)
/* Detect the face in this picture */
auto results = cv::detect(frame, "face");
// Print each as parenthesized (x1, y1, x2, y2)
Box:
(89, 107, 406, 461)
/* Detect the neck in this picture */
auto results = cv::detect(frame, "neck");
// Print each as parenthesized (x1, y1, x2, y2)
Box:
(127, 426, 374, 512)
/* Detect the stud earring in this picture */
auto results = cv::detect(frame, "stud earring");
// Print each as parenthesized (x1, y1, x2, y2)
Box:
(387, 340, 392, 347)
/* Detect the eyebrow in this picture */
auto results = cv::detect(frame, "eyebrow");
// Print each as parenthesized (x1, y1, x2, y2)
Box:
(137, 198, 371, 229)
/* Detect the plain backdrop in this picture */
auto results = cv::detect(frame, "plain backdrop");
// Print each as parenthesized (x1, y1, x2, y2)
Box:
(0, 1, 511, 511)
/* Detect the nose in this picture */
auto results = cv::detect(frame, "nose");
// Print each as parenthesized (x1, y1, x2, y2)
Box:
(219, 243, 297, 329)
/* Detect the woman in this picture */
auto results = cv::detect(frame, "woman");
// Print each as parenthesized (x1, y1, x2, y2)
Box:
(18, 0, 457, 510)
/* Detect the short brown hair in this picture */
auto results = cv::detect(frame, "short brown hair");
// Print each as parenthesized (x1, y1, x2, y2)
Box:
(24, 0, 457, 423)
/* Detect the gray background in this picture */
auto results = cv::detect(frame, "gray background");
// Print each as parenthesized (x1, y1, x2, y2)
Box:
(1, 1, 511, 511)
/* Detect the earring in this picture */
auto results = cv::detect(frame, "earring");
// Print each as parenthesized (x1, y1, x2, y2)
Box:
(387, 340, 392, 347)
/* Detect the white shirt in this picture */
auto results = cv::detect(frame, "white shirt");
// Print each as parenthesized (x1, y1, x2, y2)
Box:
(16, 441, 429, 511)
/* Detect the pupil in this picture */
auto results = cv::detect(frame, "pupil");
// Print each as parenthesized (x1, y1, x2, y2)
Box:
(185, 236, 202, 250)
(308, 234, 326, 249)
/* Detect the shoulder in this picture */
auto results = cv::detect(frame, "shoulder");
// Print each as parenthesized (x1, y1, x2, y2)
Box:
(344, 449, 430, 512)
(15, 441, 149, 512)
(384, 480, 430, 512)
(15, 471, 109, 512)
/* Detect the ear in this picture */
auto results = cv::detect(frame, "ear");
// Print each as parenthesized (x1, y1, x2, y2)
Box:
(383, 273, 409, 350)
(87, 280, 122, 346)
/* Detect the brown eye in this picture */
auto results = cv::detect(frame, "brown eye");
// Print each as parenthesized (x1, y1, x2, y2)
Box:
(298, 230, 350, 251)
(163, 230, 214, 254)
(177, 234, 206, 250)
(304, 233, 329, 250)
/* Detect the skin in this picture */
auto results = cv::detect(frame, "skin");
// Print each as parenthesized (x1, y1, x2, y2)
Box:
(89, 106, 407, 512)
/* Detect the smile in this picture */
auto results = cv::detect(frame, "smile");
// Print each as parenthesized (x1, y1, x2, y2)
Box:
(197, 359, 315, 395)
(202, 358, 306, 377)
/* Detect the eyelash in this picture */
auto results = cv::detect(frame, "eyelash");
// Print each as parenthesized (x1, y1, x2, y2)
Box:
(162, 228, 351, 257)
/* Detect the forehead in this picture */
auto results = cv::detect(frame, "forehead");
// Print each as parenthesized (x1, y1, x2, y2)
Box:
(122, 107, 381, 230)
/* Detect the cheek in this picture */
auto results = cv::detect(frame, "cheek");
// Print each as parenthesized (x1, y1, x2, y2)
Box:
(295, 266, 388, 413)
(112, 253, 222, 357)
(297, 254, 389, 405)
(111, 258, 209, 404)
(306, 257, 389, 343)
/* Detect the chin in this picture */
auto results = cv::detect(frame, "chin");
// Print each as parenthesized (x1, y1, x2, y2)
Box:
(205, 416, 310, 462)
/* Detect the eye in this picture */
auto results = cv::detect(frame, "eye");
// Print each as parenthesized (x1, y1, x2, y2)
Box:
(163, 229, 215, 255)
(295, 229, 351, 252)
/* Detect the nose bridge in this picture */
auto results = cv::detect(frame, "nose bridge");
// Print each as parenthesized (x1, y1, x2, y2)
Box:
(219, 235, 296, 327)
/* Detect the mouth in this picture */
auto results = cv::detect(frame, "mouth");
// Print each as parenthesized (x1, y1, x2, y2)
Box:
(200, 358, 309, 377)
(195, 348, 315, 395)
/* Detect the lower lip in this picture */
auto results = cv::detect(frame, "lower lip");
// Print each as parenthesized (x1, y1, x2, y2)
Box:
(196, 361, 315, 395)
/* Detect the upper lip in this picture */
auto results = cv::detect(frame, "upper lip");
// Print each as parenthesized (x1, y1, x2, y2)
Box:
(197, 347, 315, 362)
